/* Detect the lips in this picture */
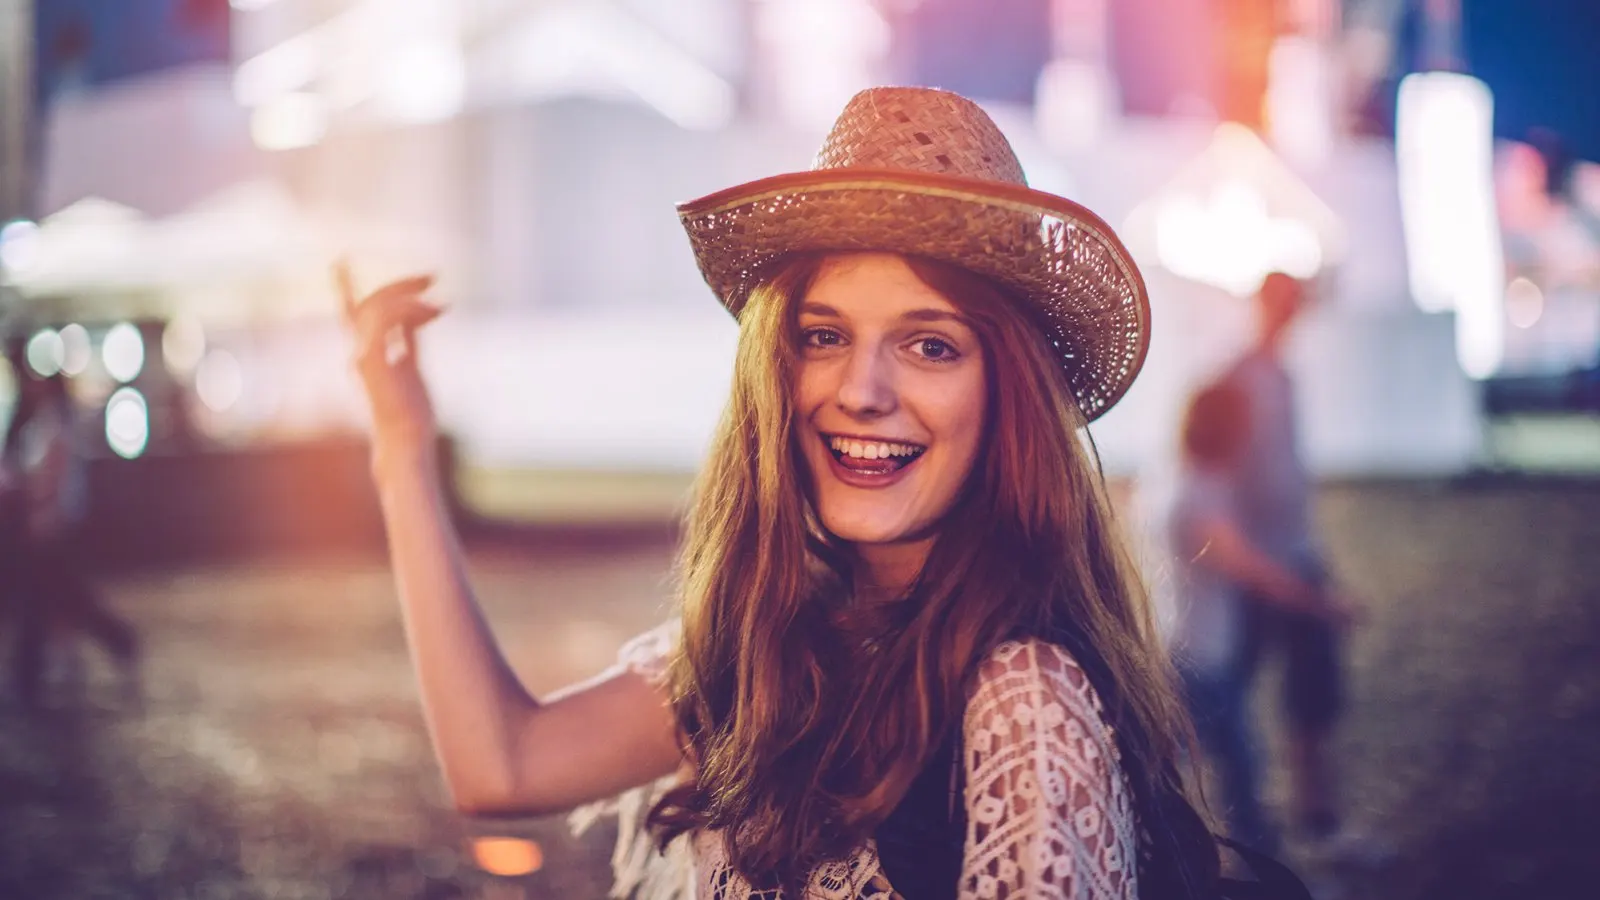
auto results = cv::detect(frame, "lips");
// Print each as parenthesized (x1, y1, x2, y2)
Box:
(821, 433, 926, 485)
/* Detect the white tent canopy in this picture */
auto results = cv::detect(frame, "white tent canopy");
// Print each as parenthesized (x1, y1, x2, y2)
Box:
(2, 197, 156, 296)
(1122, 123, 1348, 298)
(2, 180, 466, 326)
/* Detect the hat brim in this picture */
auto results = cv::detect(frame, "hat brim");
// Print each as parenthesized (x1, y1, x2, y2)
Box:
(678, 168, 1150, 422)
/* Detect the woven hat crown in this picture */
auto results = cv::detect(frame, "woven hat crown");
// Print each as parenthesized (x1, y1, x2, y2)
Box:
(813, 87, 1028, 186)
(678, 85, 1151, 422)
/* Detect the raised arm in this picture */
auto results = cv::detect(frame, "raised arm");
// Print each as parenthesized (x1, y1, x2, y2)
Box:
(959, 640, 1139, 900)
(341, 268, 682, 816)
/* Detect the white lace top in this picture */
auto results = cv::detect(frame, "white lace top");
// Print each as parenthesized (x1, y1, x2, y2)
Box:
(594, 624, 1139, 900)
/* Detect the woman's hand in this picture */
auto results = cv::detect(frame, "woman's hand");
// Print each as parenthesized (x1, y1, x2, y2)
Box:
(336, 263, 445, 464)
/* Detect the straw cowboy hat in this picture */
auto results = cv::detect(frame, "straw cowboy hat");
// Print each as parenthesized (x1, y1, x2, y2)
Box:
(678, 86, 1150, 422)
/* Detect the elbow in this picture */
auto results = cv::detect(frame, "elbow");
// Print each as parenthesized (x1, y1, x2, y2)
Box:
(450, 783, 531, 819)
(444, 760, 521, 817)
(444, 715, 541, 817)
(453, 796, 565, 820)
(451, 794, 511, 818)
(447, 774, 562, 819)
(448, 781, 498, 816)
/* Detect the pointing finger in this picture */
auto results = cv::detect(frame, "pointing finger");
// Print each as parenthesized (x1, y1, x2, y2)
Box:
(334, 259, 358, 322)
(352, 278, 441, 343)
(356, 297, 444, 363)
(360, 275, 436, 311)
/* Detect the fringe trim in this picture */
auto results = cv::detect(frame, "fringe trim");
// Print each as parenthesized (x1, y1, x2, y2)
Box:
(570, 775, 693, 900)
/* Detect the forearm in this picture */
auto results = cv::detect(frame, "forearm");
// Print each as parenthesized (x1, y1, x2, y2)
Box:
(1230, 555, 1320, 614)
(374, 444, 538, 810)
(1193, 521, 1322, 615)
(342, 273, 682, 816)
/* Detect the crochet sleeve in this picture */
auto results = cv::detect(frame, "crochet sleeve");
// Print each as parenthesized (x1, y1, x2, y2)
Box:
(572, 618, 692, 900)
(611, 618, 681, 684)
(958, 640, 1139, 900)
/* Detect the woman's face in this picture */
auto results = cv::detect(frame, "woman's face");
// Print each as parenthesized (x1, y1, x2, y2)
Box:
(794, 253, 988, 547)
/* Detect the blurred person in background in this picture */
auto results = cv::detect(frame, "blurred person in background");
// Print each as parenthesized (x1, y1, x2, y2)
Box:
(1163, 380, 1353, 859)
(340, 87, 1312, 900)
(1, 332, 141, 713)
(1215, 273, 1366, 861)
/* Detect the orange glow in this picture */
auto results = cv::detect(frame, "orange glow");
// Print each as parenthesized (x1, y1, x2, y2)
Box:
(470, 837, 543, 877)
(1218, 0, 1278, 128)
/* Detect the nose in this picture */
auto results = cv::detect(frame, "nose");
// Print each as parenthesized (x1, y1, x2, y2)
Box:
(834, 343, 896, 419)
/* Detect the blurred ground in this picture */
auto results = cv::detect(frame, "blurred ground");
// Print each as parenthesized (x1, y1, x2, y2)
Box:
(2, 479, 1598, 899)
(454, 468, 694, 526)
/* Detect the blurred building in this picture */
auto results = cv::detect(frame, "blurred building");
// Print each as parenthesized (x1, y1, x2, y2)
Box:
(1, 0, 1596, 486)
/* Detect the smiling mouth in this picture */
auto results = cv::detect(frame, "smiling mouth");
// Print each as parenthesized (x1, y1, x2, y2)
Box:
(824, 434, 927, 476)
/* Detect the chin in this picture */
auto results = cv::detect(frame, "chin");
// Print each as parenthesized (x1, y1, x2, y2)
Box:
(817, 500, 929, 546)
(825, 518, 907, 546)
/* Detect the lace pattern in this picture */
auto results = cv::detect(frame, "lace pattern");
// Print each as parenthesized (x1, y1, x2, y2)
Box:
(958, 640, 1138, 900)
(695, 833, 901, 900)
(596, 630, 1138, 900)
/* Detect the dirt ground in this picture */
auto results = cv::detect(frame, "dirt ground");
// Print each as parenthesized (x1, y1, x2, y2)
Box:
(1, 479, 1598, 899)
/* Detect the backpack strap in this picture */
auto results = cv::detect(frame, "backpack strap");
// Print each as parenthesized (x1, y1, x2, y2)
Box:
(872, 728, 965, 900)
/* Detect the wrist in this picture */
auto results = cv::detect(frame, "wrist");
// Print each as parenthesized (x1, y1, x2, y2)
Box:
(370, 435, 441, 486)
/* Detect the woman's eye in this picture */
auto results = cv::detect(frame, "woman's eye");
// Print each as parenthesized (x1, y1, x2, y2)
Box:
(915, 338, 959, 361)
(802, 328, 843, 348)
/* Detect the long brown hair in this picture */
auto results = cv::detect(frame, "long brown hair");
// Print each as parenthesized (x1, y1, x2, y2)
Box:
(650, 253, 1219, 896)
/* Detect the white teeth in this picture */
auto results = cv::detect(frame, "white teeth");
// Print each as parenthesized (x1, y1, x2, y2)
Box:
(828, 435, 923, 459)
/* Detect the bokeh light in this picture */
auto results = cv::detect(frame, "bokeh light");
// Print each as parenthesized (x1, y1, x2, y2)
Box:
(163, 315, 208, 374)
(0, 219, 40, 273)
(103, 322, 146, 383)
(59, 323, 92, 376)
(469, 837, 542, 877)
(105, 387, 151, 459)
(378, 42, 467, 124)
(1506, 277, 1546, 329)
(25, 329, 65, 377)
(1396, 72, 1505, 379)
(250, 92, 328, 151)
(196, 349, 244, 413)
(1153, 180, 1323, 297)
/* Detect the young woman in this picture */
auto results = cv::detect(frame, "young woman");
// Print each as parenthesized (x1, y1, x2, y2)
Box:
(341, 87, 1247, 899)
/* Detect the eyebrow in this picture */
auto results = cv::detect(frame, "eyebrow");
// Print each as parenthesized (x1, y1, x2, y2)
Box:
(799, 302, 973, 328)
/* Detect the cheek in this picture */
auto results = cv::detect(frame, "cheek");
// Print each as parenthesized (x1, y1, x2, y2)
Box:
(794, 361, 828, 417)
(793, 370, 832, 473)
(929, 373, 988, 480)
(947, 408, 986, 481)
